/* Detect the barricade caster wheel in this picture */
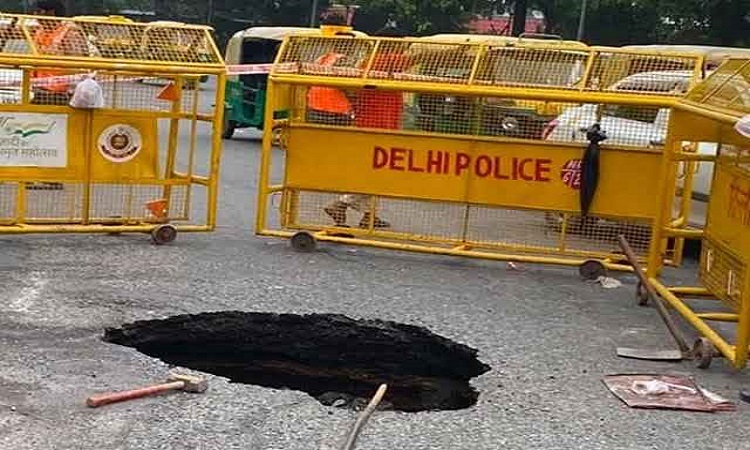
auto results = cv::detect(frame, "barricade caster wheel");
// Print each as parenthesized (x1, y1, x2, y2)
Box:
(151, 224, 177, 245)
(579, 259, 606, 280)
(291, 231, 316, 253)
(636, 282, 650, 306)
(693, 337, 716, 369)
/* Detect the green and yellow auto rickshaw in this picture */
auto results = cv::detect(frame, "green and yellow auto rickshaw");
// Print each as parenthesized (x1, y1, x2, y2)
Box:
(221, 25, 367, 139)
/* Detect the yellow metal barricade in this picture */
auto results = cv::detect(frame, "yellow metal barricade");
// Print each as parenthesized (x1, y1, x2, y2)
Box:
(0, 14, 226, 244)
(645, 58, 750, 369)
(256, 35, 706, 276)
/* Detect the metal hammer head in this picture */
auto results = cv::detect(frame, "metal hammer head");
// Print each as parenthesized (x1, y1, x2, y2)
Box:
(167, 373, 208, 393)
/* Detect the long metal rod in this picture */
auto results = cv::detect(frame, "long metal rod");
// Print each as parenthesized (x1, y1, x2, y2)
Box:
(650, 277, 736, 363)
(618, 235, 691, 354)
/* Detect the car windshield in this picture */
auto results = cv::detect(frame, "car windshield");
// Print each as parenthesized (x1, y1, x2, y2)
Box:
(601, 74, 689, 123)
(602, 104, 661, 123)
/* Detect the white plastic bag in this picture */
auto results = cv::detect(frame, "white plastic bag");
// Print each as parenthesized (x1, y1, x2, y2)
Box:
(69, 75, 104, 109)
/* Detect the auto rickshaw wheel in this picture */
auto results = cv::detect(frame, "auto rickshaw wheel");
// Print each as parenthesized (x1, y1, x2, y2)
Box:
(222, 113, 236, 139)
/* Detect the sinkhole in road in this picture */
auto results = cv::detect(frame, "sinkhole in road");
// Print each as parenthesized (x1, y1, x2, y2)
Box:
(103, 311, 491, 412)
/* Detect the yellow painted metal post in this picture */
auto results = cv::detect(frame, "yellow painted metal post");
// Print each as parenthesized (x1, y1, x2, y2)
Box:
(646, 134, 679, 278)
(15, 67, 32, 223)
(207, 71, 227, 230)
(161, 76, 185, 221)
(255, 77, 277, 234)
(672, 149, 700, 266)
(183, 79, 201, 220)
(82, 110, 94, 225)
(734, 268, 750, 368)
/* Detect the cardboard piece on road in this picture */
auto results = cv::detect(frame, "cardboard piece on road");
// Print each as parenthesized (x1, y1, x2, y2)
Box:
(603, 374, 736, 412)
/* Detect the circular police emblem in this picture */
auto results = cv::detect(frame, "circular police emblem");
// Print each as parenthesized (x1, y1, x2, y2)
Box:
(98, 124, 142, 163)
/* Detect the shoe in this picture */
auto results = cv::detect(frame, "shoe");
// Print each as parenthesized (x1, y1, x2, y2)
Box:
(324, 201, 348, 227)
(359, 213, 390, 228)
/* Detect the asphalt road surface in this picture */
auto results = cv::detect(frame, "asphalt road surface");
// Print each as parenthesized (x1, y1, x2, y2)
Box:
(1, 81, 749, 450)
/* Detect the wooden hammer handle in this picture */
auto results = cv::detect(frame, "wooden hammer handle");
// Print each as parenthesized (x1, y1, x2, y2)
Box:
(86, 381, 185, 408)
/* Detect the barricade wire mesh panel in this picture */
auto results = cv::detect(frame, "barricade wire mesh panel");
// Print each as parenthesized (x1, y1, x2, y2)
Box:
(275, 36, 703, 94)
(700, 241, 745, 311)
(686, 59, 750, 113)
(0, 67, 208, 113)
(276, 36, 375, 78)
(467, 208, 651, 255)
(0, 182, 17, 222)
(282, 189, 652, 258)
(24, 183, 84, 221)
(297, 83, 669, 147)
(401, 42, 478, 84)
(702, 66, 750, 114)
(586, 52, 698, 94)
(722, 145, 750, 173)
(475, 47, 588, 88)
(0, 14, 222, 65)
(95, 73, 200, 114)
(168, 120, 215, 179)
(89, 184, 188, 222)
(0, 65, 22, 105)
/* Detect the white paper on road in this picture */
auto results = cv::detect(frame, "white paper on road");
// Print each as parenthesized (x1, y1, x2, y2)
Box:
(0, 112, 67, 167)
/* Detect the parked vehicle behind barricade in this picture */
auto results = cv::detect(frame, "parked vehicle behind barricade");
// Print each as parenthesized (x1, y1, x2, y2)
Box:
(406, 33, 589, 139)
(222, 25, 367, 139)
(136, 20, 211, 90)
(547, 45, 750, 231)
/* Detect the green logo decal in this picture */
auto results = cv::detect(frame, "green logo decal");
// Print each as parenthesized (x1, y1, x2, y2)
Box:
(0, 117, 56, 138)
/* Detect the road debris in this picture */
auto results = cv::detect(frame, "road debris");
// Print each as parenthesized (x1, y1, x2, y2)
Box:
(339, 384, 388, 450)
(603, 374, 735, 412)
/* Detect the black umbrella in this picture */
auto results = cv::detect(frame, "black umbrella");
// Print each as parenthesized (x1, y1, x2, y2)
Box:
(580, 123, 608, 216)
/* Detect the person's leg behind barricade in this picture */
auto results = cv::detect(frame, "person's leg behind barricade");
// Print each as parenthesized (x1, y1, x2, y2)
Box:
(324, 193, 390, 228)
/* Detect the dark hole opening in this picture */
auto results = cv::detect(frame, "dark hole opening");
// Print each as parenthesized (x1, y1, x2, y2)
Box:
(103, 311, 491, 412)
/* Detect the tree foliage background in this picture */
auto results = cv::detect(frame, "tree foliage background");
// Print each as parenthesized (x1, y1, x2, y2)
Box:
(0, 0, 748, 49)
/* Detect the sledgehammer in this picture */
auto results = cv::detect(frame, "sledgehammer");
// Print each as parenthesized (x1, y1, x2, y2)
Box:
(86, 373, 208, 408)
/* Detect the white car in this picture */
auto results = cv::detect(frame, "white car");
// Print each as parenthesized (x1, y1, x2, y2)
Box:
(543, 70, 718, 228)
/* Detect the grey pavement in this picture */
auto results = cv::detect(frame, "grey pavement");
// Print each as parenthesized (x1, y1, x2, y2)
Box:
(1, 82, 749, 450)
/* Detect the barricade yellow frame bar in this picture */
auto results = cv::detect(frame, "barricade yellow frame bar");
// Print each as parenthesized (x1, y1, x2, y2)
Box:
(0, 13, 227, 241)
(643, 58, 750, 369)
(256, 35, 706, 273)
